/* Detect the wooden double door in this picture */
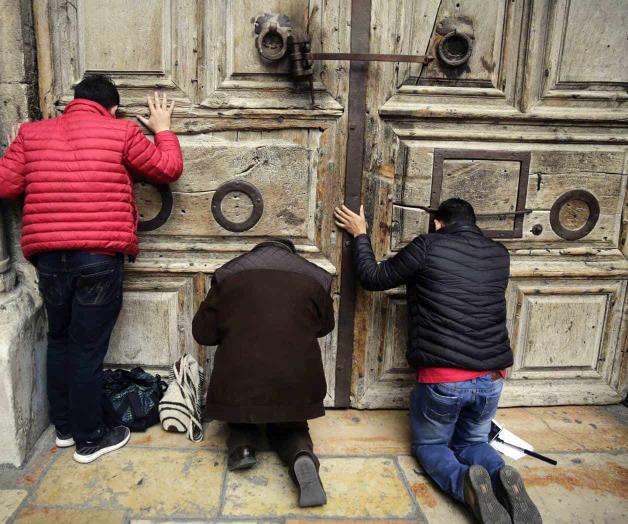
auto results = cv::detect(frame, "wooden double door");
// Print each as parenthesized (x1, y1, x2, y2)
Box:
(35, 0, 627, 407)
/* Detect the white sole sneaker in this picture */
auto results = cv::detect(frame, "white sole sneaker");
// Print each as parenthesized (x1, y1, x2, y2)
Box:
(55, 435, 76, 448)
(73, 429, 131, 464)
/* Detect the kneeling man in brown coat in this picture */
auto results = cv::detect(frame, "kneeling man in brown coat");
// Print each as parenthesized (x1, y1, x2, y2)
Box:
(192, 239, 335, 507)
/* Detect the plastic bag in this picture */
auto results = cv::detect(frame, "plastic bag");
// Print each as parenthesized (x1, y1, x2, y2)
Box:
(102, 367, 167, 432)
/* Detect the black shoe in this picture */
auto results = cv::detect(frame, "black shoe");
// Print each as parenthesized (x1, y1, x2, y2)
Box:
(73, 426, 130, 464)
(294, 454, 327, 507)
(463, 465, 511, 524)
(496, 465, 542, 524)
(55, 429, 75, 448)
(228, 446, 257, 471)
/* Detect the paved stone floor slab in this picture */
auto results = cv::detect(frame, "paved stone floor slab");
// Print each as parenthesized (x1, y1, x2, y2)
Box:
(222, 454, 417, 519)
(310, 410, 411, 455)
(1, 405, 626, 523)
(14, 507, 126, 523)
(33, 447, 225, 519)
(525, 405, 628, 452)
(128, 422, 229, 450)
(0, 489, 28, 522)
(131, 521, 277, 524)
(514, 452, 628, 524)
(396, 455, 473, 523)
(286, 519, 418, 524)
(14, 446, 59, 489)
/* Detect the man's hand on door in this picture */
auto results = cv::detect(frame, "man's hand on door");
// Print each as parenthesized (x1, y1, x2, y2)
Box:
(137, 92, 175, 134)
(334, 204, 368, 237)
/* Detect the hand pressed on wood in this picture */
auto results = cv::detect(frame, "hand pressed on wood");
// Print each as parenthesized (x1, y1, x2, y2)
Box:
(136, 91, 175, 134)
(334, 204, 368, 237)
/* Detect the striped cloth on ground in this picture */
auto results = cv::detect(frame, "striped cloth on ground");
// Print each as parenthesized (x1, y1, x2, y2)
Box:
(159, 354, 205, 442)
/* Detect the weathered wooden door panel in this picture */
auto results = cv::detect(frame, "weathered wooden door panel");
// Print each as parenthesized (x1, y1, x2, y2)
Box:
(202, 0, 344, 111)
(505, 277, 627, 405)
(378, 0, 527, 118)
(108, 275, 198, 370)
(35, 0, 628, 407)
(36, 0, 350, 407)
(350, 0, 628, 408)
(393, 143, 627, 250)
(522, 0, 628, 117)
(47, 0, 199, 106)
(508, 279, 626, 380)
(135, 134, 320, 240)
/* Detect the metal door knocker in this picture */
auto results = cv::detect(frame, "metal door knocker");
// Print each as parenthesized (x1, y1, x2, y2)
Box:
(212, 180, 264, 233)
(136, 182, 173, 232)
(254, 13, 432, 102)
(254, 13, 292, 61)
(549, 190, 600, 241)
(437, 30, 473, 67)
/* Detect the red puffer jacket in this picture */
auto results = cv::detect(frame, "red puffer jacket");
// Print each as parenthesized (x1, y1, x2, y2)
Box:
(0, 99, 183, 259)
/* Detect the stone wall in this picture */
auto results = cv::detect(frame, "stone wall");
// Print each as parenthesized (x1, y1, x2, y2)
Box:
(0, 0, 48, 467)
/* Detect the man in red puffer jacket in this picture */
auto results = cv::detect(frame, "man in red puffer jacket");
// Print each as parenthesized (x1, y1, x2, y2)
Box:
(0, 74, 183, 464)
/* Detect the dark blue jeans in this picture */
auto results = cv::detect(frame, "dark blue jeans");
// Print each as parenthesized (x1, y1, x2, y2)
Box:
(410, 374, 505, 503)
(36, 251, 124, 444)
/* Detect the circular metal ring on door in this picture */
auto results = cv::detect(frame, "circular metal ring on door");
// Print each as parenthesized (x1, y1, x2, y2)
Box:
(549, 190, 600, 241)
(254, 13, 292, 61)
(136, 182, 173, 232)
(211, 180, 264, 233)
(437, 30, 473, 67)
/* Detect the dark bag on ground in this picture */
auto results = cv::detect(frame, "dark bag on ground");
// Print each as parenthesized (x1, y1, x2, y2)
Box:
(102, 367, 167, 431)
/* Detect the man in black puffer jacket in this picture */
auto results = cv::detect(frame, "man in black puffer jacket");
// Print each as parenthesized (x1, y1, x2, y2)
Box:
(335, 199, 541, 524)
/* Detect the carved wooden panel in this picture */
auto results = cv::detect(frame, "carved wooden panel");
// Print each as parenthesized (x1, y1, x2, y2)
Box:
(107, 275, 196, 369)
(392, 142, 627, 250)
(353, 276, 627, 408)
(32, 1, 349, 407)
(353, 1, 627, 408)
(353, 291, 414, 408)
(430, 150, 530, 238)
(47, 0, 198, 106)
(134, 133, 329, 252)
(202, 0, 343, 110)
(509, 279, 626, 385)
(523, 0, 628, 117)
(378, 0, 526, 117)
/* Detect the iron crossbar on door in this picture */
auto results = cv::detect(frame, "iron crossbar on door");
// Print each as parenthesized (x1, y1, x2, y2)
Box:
(310, 52, 433, 63)
(289, 35, 433, 103)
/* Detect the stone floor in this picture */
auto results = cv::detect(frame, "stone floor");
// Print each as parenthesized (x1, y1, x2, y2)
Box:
(0, 405, 627, 523)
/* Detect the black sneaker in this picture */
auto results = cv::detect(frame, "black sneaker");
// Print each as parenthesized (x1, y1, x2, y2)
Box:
(294, 454, 327, 507)
(496, 465, 542, 524)
(463, 465, 511, 524)
(73, 426, 130, 464)
(55, 430, 75, 448)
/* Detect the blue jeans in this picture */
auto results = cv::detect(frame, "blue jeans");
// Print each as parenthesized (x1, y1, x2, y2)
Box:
(410, 374, 505, 503)
(36, 251, 124, 444)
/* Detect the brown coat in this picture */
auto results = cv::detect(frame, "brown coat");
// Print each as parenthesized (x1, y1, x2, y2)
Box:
(192, 241, 335, 424)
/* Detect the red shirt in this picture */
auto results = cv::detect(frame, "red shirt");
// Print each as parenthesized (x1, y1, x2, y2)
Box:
(417, 368, 506, 384)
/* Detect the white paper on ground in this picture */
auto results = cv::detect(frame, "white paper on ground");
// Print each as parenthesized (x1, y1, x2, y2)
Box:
(490, 428, 535, 460)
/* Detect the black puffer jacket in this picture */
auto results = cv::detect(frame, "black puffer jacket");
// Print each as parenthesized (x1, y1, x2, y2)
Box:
(353, 222, 513, 371)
